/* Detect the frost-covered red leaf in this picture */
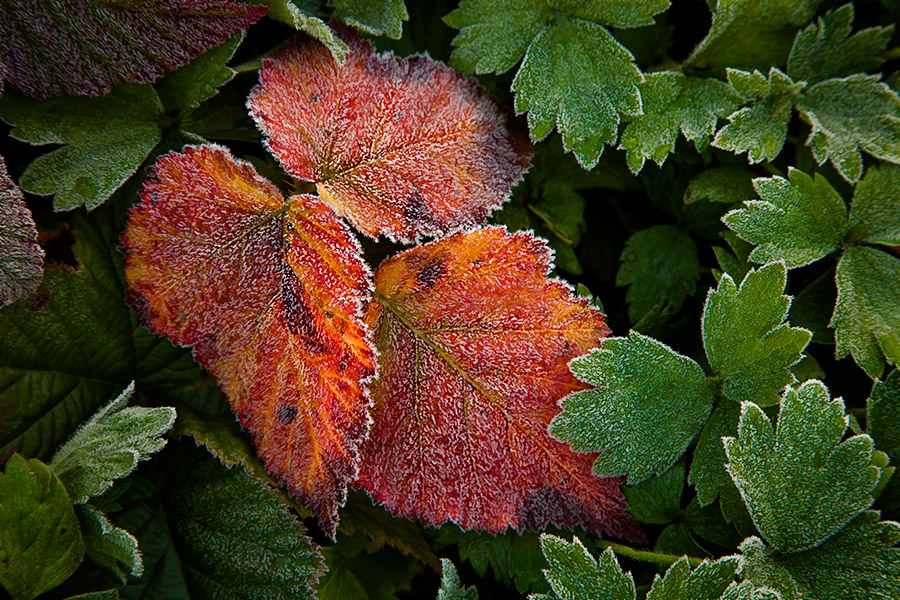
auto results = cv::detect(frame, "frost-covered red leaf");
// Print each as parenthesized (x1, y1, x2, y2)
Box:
(0, 0, 266, 98)
(121, 145, 375, 535)
(0, 155, 43, 307)
(356, 227, 641, 539)
(247, 31, 532, 243)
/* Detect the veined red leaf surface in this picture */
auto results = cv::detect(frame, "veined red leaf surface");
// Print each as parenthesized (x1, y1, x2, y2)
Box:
(121, 145, 375, 535)
(247, 31, 532, 243)
(357, 227, 642, 540)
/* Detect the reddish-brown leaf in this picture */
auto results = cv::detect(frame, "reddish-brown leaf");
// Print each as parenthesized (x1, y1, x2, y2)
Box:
(121, 145, 375, 535)
(247, 31, 532, 243)
(356, 227, 642, 540)
(0, 155, 43, 307)
(0, 0, 266, 98)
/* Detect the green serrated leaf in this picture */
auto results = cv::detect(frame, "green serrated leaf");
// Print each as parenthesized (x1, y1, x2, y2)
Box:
(725, 381, 882, 552)
(623, 460, 685, 525)
(787, 3, 893, 85)
(617, 225, 700, 325)
(316, 531, 421, 600)
(712, 231, 754, 284)
(740, 511, 900, 600)
(620, 71, 742, 172)
(0, 85, 162, 210)
(722, 168, 848, 269)
(552, 331, 715, 484)
(539, 535, 635, 600)
(333, 0, 408, 39)
(684, 167, 756, 205)
(788, 268, 837, 344)
(437, 559, 478, 600)
(76, 503, 141, 582)
(155, 33, 243, 112)
(832, 245, 900, 378)
(682, 497, 744, 549)
(645, 555, 741, 600)
(847, 163, 900, 246)
(703, 262, 811, 406)
(868, 370, 900, 513)
(0, 454, 84, 600)
(0, 155, 43, 308)
(528, 180, 587, 274)
(712, 68, 803, 164)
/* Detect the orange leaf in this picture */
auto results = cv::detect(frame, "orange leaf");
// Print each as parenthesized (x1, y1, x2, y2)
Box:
(247, 31, 532, 243)
(121, 145, 375, 535)
(357, 227, 642, 540)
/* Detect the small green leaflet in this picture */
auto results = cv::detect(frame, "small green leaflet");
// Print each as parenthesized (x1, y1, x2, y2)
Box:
(0, 454, 84, 600)
(787, 3, 893, 85)
(49, 383, 176, 504)
(684, 167, 756, 206)
(252, 0, 349, 62)
(551, 331, 715, 484)
(437, 559, 478, 600)
(847, 163, 900, 246)
(0, 155, 43, 307)
(740, 511, 900, 600)
(722, 168, 848, 269)
(712, 68, 803, 164)
(725, 381, 882, 552)
(620, 71, 742, 173)
(77, 504, 141, 581)
(333, 0, 408, 39)
(702, 262, 811, 407)
(154, 33, 243, 113)
(868, 370, 900, 513)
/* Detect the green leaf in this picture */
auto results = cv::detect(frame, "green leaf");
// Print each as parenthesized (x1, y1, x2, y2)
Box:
(832, 245, 900, 378)
(847, 163, 900, 246)
(702, 262, 812, 407)
(712, 232, 754, 284)
(684, 167, 756, 205)
(437, 559, 478, 600)
(551, 331, 715, 484)
(252, 0, 349, 63)
(527, 180, 587, 274)
(538, 535, 635, 600)
(315, 531, 421, 600)
(512, 14, 643, 168)
(620, 71, 742, 172)
(0, 155, 43, 307)
(0, 85, 162, 210)
(333, 0, 408, 39)
(0, 454, 84, 600)
(868, 370, 900, 513)
(712, 68, 803, 164)
(740, 511, 900, 600)
(787, 3, 893, 85)
(788, 267, 837, 344)
(617, 225, 700, 325)
(724, 380, 882, 552)
(623, 460, 686, 525)
(76, 503, 141, 581)
(49, 383, 176, 504)
(155, 33, 243, 112)
(645, 555, 741, 600)
(796, 74, 900, 183)
(722, 168, 848, 269)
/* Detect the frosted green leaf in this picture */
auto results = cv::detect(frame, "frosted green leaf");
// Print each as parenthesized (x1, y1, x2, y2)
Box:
(712, 68, 803, 164)
(557, 0, 671, 29)
(0, 454, 84, 600)
(787, 4, 893, 85)
(50, 383, 176, 504)
(623, 460, 685, 525)
(725, 381, 882, 552)
(645, 556, 741, 600)
(684, 167, 756, 205)
(333, 0, 408, 39)
(620, 72, 742, 172)
(251, 1, 349, 62)
(722, 168, 848, 269)
(551, 331, 715, 484)
(617, 225, 700, 324)
(847, 163, 900, 246)
(77, 504, 141, 581)
(712, 232, 754, 284)
(155, 33, 243, 112)
(0, 155, 43, 307)
(437, 559, 478, 600)
(796, 74, 900, 183)
(740, 512, 900, 600)
(0, 84, 162, 210)
(868, 370, 900, 511)
(513, 14, 643, 168)
(832, 246, 900, 378)
(703, 263, 812, 407)
(539, 535, 635, 600)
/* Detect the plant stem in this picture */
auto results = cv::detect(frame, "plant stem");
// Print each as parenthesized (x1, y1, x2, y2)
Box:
(597, 541, 704, 568)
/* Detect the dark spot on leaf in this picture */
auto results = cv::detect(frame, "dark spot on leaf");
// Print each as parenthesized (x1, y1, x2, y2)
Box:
(518, 486, 584, 530)
(416, 258, 445, 289)
(30, 292, 49, 312)
(277, 404, 298, 425)
(403, 192, 433, 224)
(39, 226, 77, 269)
(281, 265, 327, 352)
(59, 527, 67, 535)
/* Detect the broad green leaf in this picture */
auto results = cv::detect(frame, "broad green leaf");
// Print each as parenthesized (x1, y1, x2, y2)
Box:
(847, 163, 900, 245)
(740, 511, 900, 600)
(617, 225, 700, 325)
(645, 555, 741, 600)
(787, 4, 893, 84)
(711, 232, 754, 284)
(0, 85, 162, 210)
(0, 454, 84, 600)
(620, 72, 742, 172)
(702, 262, 812, 407)
(154, 33, 243, 112)
(77, 504, 141, 581)
(725, 381, 882, 552)
(868, 370, 900, 512)
(797, 74, 900, 183)
(551, 331, 715, 484)
(315, 531, 422, 600)
(0, 155, 43, 307)
(623, 460, 686, 525)
(712, 68, 803, 164)
(512, 14, 643, 168)
(832, 245, 900, 378)
(539, 536, 635, 600)
(244, 1, 349, 63)
(50, 383, 176, 504)
(722, 168, 848, 269)
(333, 0, 408, 39)
(681, 497, 744, 549)
(437, 559, 478, 600)
(684, 167, 756, 205)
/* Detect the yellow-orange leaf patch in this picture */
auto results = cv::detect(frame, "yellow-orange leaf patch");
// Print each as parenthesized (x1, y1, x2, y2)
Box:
(121, 145, 375, 535)
(357, 227, 642, 540)
(247, 30, 532, 243)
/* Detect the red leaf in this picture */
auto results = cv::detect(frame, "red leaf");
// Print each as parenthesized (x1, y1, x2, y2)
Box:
(0, 0, 266, 98)
(357, 227, 642, 540)
(121, 145, 375, 535)
(247, 31, 532, 243)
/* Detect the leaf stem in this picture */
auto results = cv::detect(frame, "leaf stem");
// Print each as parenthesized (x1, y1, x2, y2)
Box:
(597, 541, 704, 567)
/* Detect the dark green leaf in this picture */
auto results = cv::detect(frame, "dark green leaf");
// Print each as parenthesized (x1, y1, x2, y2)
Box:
(155, 33, 244, 112)
(436, 559, 478, 600)
(76, 504, 141, 582)
(539, 535, 634, 600)
(623, 460, 685, 525)
(847, 163, 900, 246)
(868, 370, 900, 513)
(315, 531, 421, 600)
(684, 167, 756, 205)
(333, 0, 408, 39)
